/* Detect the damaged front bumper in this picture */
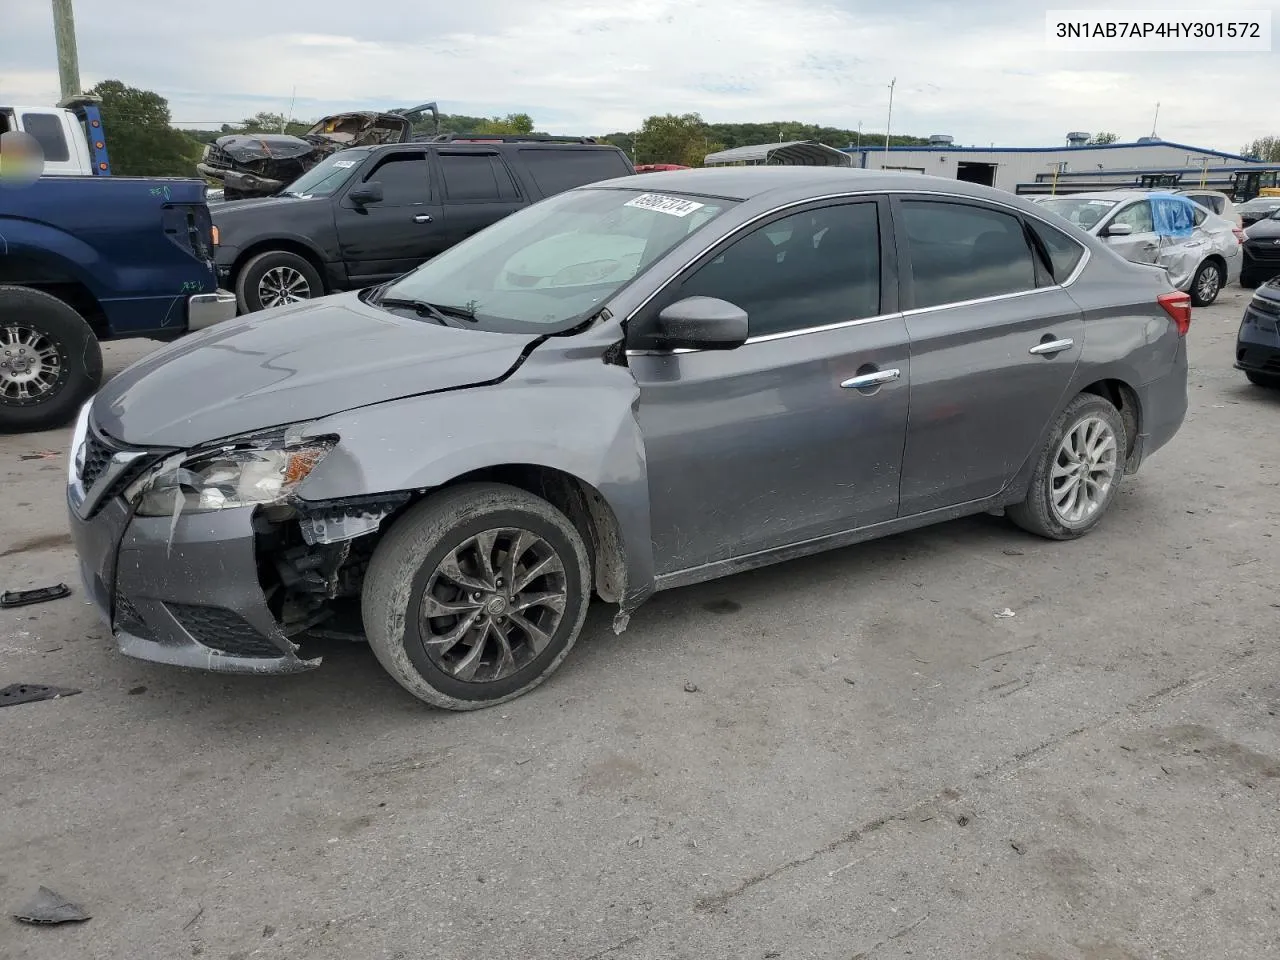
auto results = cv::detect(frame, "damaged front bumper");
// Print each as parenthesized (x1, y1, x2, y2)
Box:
(69, 492, 320, 675)
(196, 163, 286, 198)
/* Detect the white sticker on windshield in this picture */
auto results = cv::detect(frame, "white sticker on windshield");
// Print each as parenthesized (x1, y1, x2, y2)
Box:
(332, 160, 357, 168)
(1087, 200, 1113, 205)
(624, 193, 706, 217)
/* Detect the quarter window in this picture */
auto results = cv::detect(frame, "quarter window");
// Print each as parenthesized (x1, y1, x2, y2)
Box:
(1027, 218, 1085, 284)
(675, 202, 881, 337)
(900, 200, 1037, 309)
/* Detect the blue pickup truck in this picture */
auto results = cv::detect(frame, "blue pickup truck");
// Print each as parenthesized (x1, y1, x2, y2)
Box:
(0, 102, 235, 432)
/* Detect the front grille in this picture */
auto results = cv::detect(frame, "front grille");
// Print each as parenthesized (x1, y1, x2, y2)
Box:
(1247, 296, 1280, 318)
(77, 423, 162, 515)
(167, 603, 284, 658)
(202, 145, 234, 171)
(79, 432, 113, 489)
(1244, 241, 1280, 263)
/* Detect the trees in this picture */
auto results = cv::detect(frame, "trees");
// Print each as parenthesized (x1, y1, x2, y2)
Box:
(621, 113, 724, 167)
(1242, 136, 1280, 162)
(238, 112, 312, 136)
(1087, 132, 1119, 144)
(89, 80, 202, 177)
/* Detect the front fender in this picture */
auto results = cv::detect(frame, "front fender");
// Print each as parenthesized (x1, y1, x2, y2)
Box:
(295, 345, 655, 609)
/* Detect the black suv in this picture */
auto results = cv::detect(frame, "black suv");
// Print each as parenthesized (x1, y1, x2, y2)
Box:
(211, 135, 635, 312)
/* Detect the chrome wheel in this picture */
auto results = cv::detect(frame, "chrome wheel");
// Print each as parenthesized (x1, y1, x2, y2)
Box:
(0, 323, 63, 405)
(418, 528, 568, 683)
(1195, 263, 1221, 304)
(257, 266, 311, 307)
(1050, 416, 1118, 525)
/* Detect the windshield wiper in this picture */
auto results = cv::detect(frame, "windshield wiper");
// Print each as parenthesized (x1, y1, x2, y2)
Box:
(375, 296, 454, 325)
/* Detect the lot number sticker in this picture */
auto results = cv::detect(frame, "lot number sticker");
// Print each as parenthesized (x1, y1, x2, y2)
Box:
(332, 160, 358, 168)
(624, 193, 705, 217)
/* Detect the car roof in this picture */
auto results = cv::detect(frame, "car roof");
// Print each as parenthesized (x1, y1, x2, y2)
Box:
(577, 166, 1043, 205)
(1040, 191, 1148, 202)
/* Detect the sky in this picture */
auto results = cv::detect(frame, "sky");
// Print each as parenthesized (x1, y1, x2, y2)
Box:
(2, 0, 1274, 151)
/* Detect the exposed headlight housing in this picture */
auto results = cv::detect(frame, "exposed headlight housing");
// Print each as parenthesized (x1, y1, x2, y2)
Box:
(125, 430, 335, 517)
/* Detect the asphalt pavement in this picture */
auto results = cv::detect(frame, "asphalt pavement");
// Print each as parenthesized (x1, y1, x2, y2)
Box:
(2, 289, 1278, 960)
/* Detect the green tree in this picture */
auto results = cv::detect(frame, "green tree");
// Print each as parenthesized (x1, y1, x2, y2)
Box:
(238, 111, 311, 136)
(89, 79, 203, 177)
(631, 113, 724, 166)
(472, 112, 535, 135)
(1087, 132, 1118, 144)
(1242, 136, 1280, 162)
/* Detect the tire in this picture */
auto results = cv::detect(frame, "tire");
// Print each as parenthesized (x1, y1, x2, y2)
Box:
(1189, 259, 1224, 306)
(0, 285, 103, 434)
(362, 482, 592, 710)
(1245, 370, 1280, 388)
(1007, 393, 1129, 541)
(1240, 271, 1260, 289)
(234, 250, 324, 314)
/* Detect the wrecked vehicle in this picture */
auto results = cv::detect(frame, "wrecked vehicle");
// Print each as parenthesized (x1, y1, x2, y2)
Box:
(197, 103, 438, 200)
(1037, 190, 1243, 306)
(68, 168, 1189, 709)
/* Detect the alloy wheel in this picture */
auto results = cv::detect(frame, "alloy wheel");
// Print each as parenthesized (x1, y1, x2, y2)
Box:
(1196, 264, 1220, 303)
(0, 323, 63, 405)
(257, 266, 312, 307)
(417, 527, 568, 683)
(1050, 415, 1118, 525)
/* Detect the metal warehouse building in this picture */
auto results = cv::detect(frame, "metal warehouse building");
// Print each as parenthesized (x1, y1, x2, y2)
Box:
(842, 134, 1261, 193)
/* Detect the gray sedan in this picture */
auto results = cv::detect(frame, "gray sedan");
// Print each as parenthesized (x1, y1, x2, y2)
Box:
(67, 168, 1190, 709)
(1037, 190, 1243, 306)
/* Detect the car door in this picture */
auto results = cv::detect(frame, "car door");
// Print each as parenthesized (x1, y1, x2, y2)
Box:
(334, 149, 446, 286)
(628, 197, 912, 575)
(434, 151, 527, 249)
(1098, 198, 1160, 265)
(892, 196, 1085, 516)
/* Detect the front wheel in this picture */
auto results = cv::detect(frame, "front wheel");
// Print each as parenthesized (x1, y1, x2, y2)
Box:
(362, 483, 592, 710)
(234, 250, 324, 314)
(1007, 393, 1128, 541)
(1189, 260, 1224, 306)
(0, 285, 103, 434)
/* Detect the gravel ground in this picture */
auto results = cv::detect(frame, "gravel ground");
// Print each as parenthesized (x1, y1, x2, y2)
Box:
(2, 288, 1278, 960)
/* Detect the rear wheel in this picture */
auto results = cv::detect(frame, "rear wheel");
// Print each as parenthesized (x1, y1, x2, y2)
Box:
(234, 250, 324, 314)
(1007, 393, 1128, 541)
(1245, 370, 1280, 388)
(362, 483, 592, 710)
(1190, 260, 1224, 306)
(0, 285, 103, 434)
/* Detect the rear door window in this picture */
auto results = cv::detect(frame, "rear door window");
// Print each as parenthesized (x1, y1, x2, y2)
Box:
(20, 112, 69, 162)
(518, 148, 634, 197)
(439, 153, 519, 202)
(899, 200, 1038, 309)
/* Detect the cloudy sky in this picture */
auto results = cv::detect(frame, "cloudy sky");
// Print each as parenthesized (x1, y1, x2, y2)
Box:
(3, 0, 1273, 151)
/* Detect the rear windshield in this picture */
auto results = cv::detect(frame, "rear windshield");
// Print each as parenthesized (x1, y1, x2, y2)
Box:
(517, 148, 635, 197)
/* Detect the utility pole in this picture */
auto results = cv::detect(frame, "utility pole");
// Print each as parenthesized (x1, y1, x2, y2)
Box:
(856, 121, 861, 149)
(50, 0, 82, 102)
(1150, 101, 1160, 137)
(884, 78, 896, 154)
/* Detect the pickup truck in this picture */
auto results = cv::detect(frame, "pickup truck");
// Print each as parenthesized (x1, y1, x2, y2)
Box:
(1, 101, 111, 176)
(211, 135, 635, 312)
(0, 176, 235, 432)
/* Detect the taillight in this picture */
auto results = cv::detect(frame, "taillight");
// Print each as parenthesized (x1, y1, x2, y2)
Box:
(1232, 227, 1246, 244)
(1158, 290, 1191, 336)
(211, 225, 220, 246)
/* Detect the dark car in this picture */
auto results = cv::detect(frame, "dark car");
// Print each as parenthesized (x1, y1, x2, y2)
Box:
(68, 168, 1190, 710)
(1241, 206, 1280, 287)
(212, 135, 635, 313)
(1237, 197, 1280, 227)
(1235, 280, 1280, 387)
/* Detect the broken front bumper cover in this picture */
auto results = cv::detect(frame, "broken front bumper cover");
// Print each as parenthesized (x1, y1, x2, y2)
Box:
(196, 163, 286, 196)
(68, 492, 321, 676)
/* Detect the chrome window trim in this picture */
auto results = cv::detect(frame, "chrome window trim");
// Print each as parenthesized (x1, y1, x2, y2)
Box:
(623, 187, 1092, 356)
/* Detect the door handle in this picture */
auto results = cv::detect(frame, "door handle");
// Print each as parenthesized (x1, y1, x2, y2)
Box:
(1029, 338, 1074, 356)
(413, 214, 433, 223)
(841, 368, 900, 389)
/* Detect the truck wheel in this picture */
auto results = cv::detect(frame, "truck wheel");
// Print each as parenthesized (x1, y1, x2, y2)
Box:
(362, 483, 592, 710)
(0, 285, 103, 434)
(235, 250, 324, 313)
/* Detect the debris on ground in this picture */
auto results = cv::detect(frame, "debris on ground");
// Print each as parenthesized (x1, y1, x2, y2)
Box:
(0, 684, 81, 708)
(1, 583, 71, 608)
(19, 450, 61, 461)
(1010, 841, 1026, 854)
(12, 887, 90, 925)
(683, 681, 699, 693)
(994, 608, 1016, 619)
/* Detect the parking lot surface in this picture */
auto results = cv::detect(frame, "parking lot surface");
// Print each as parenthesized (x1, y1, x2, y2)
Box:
(3, 289, 1278, 960)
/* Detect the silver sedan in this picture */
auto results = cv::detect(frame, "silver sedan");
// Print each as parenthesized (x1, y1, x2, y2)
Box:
(1037, 190, 1243, 306)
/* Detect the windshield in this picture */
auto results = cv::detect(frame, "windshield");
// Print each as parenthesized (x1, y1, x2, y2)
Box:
(1038, 197, 1119, 231)
(282, 150, 369, 197)
(379, 187, 737, 333)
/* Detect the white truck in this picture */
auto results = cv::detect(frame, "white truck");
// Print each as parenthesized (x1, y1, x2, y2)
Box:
(0, 101, 108, 175)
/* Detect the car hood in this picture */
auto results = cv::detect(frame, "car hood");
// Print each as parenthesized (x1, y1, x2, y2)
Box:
(212, 194, 310, 218)
(1245, 217, 1280, 240)
(214, 133, 316, 162)
(92, 293, 541, 448)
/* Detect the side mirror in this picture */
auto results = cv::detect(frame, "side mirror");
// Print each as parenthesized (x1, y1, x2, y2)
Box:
(348, 182, 383, 205)
(1104, 222, 1133, 237)
(645, 296, 748, 351)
